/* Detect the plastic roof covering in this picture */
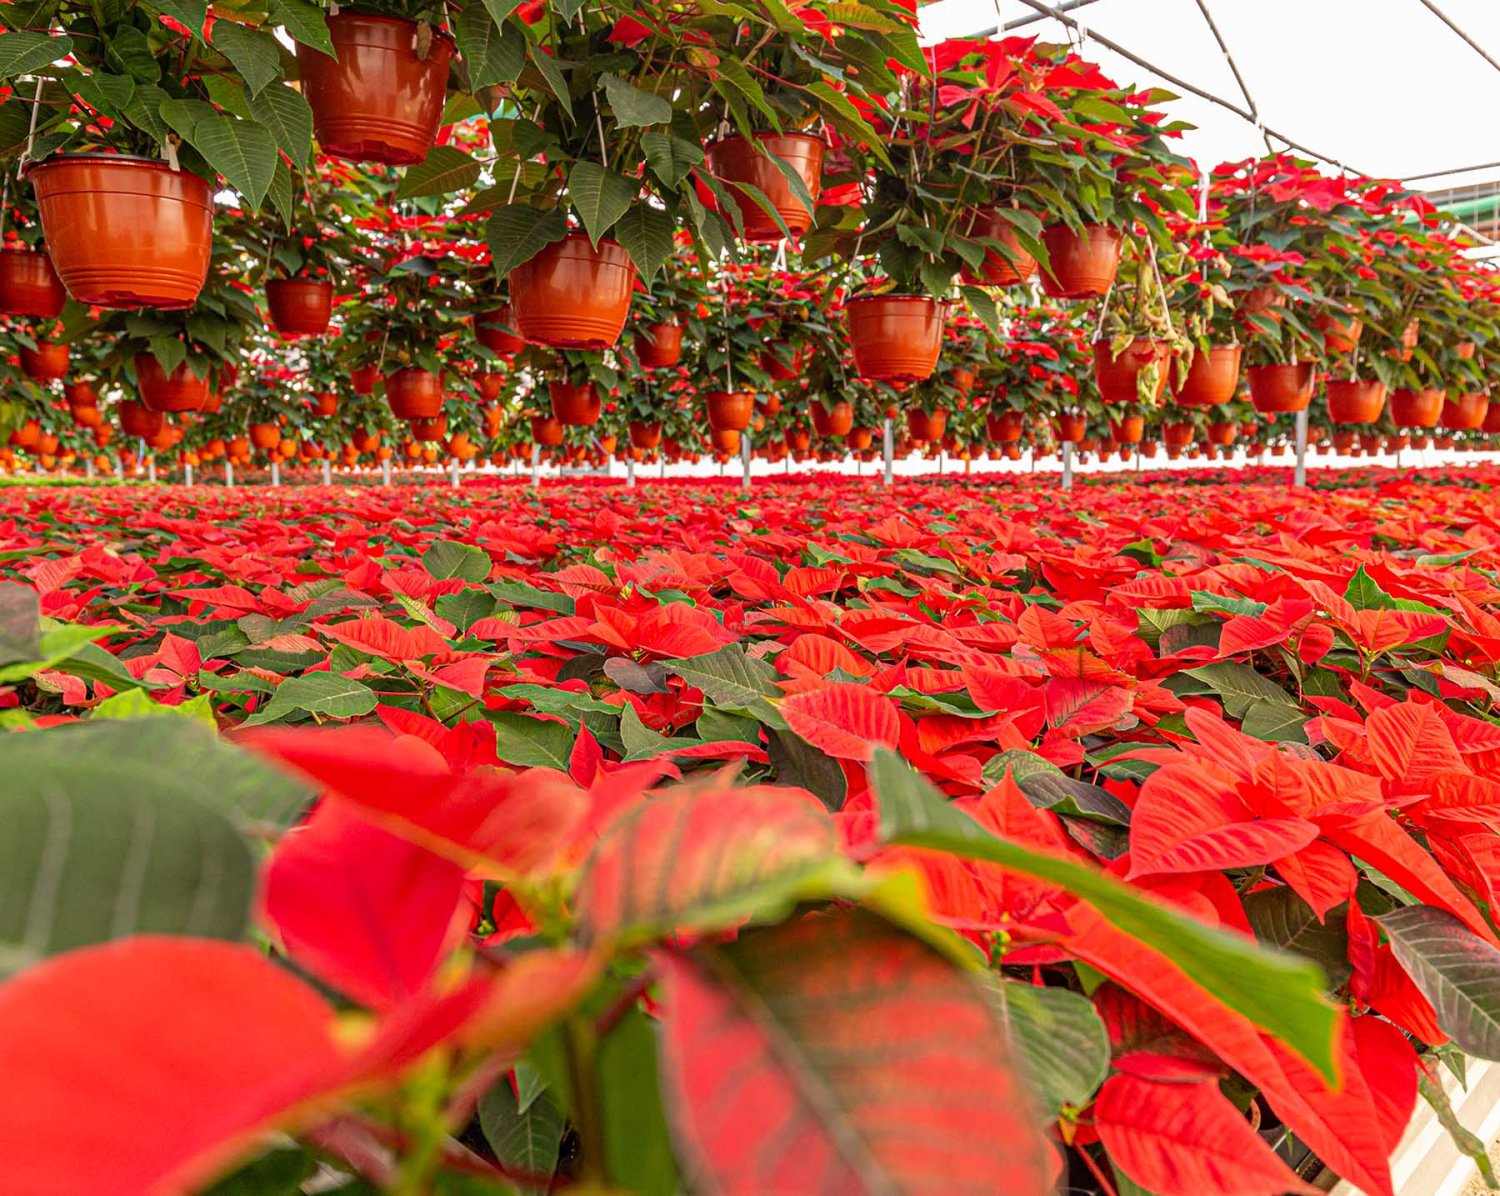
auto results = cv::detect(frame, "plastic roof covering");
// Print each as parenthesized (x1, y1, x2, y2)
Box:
(916, 0, 1500, 191)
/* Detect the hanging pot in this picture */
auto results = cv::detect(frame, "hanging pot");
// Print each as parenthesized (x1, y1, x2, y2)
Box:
(9, 418, 41, 451)
(628, 421, 662, 450)
(351, 363, 381, 395)
(64, 381, 97, 408)
(705, 132, 825, 243)
(1484, 403, 1500, 434)
(1390, 387, 1443, 427)
(1092, 339, 1170, 405)
(266, 278, 334, 336)
(950, 367, 976, 395)
(476, 303, 524, 355)
(549, 379, 601, 426)
(987, 409, 1025, 443)
(1456, 341, 1478, 361)
(1314, 311, 1362, 354)
(961, 209, 1037, 286)
(1238, 286, 1286, 327)
(25, 155, 213, 309)
(705, 390, 753, 432)
(1207, 421, 1236, 446)
(1038, 223, 1122, 299)
(117, 401, 163, 440)
(1246, 362, 1314, 413)
(847, 294, 945, 382)
(817, 400, 854, 437)
(409, 415, 448, 443)
(296, 13, 454, 166)
(1172, 344, 1242, 407)
(135, 353, 209, 412)
(1325, 379, 1387, 424)
(759, 345, 801, 381)
(785, 428, 811, 452)
(71, 404, 103, 429)
(20, 341, 68, 381)
(1108, 415, 1145, 444)
(635, 322, 683, 369)
(476, 371, 504, 403)
(509, 234, 636, 350)
(907, 408, 949, 441)
(1440, 392, 1489, 431)
(1053, 413, 1087, 443)
(385, 366, 443, 419)
(709, 426, 741, 453)
(245, 422, 279, 452)
(846, 427, 873, 451)
(313, 392, 339, 417)
(0, 248, 66, 317)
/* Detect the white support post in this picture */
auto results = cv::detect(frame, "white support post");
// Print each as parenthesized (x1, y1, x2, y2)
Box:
(269, 460, 280, 486)
(741, 432, 752, 491)
(115, 456, 125, 481)
(1294, 408, 1309, 487)
(321, 459, 332, 486)
(883, 417, 893, 486)
(147, 457, 156, 483)
(382, 458, 392, 487)
(85, 456, 95, 480)
(224, 459, 234, 488)
(449, 457, 460, 489)
(626, 453, 636, 488)
(184, 462, 193, 486)
(530, 441, 541, 486)
(1062, 441, 1074, 490)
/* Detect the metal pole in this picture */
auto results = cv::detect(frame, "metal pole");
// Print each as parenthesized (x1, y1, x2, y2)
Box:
(1294, 408, 1309, 486)
(1062, 441, 1074, 490)
(382, 458, 392, 487)
(449, 457, 459, 489)
(626, 453, 635, 487)
(184, 462, 193, 486)
(530, 441, 541, 486)
(85, 456, 95, 480)
(270, 460, 280, 486)
(322, 459, 332, 486)
(883, 417, 893, 486)
(225, 459, 234, 488)
(741, 433, 752, 491)
(147, 457, 156, 483)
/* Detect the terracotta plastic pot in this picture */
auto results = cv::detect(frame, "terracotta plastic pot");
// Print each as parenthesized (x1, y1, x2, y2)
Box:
(1238, 286, 1286, 326)
(1314, 311, 1362, 354)
(0, 248, 65, 317)
(409, 416, 448, 442)
(1358, 432, 1383, 454)
(628, 421, 662, 450)
(847, 294, 945, 382)
(509, 234, 636, 350)
(1393, 318, 1420, 362)
(26, 155, 213, 309)
(950, 367, 976, 395)
(1108, 415, 1145, 444)
(9, 419, 41, 451)
(907, 408, 949, 441)
(385, 366, 443, 419)
(476, 303, 524, 355)
(705, 390, 753, 432)
(20, 341, 68, 381)
(846, 427, 873, 451)
(247, 422, 281, 451)
(313, 392, 339, 417)
(549, 380, 601, 426)
(1139, 440, 1158, 458)
(1053, 413, 1087, 443)
(1457, 341, 1478, 361)
(1441, 392, 1489, 431)
(475, 372, 504, 404)
(635, 322, 683, 369)
(351, 363, 381, 395)
(135, 353, 209, 412)
(267, 278, 334, 336)
(1093, 339, 1171, 405)
(1246, 362, 1314, 413)
(116, 401, 163, 440)
(705, 133, 825, 243)
(961, 208, 1037, 286)
(1485, 403, 1500, 434)
(785, 429, 811, 452)
(1390, 387, 1443, 427)
(71, 404, 103, 429)
(64, 381, 97, 408)
(1207, 421, 1236, 446)
(1172, 344, 1242, 407)
(709, 427, 742, 453)
(1325, 379, 1387, 424)
(1038, 223, 1122, 299)
(296, 13, 453, 166)
(817, 400, 854, 437)
(987, 410, 1025, 442)
(760, 345, 801, 380)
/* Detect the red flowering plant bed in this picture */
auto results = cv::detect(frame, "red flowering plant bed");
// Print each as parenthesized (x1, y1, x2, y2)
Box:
(5, 469, 1500, 1194)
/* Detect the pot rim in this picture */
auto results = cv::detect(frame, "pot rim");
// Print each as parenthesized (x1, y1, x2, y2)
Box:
(22, 152, 209, 183)
(322, 9, 457, 45)
(705, 130, 827, 152)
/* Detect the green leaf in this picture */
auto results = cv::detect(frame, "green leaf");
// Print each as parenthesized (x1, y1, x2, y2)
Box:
(1183, 661, 1299, 719)
(106, 26, 161, 83)
(248, 82, 313, 174)
(600, 72, 672, 127)
(0, 31, 70, 78)
(641, 131, 704, 190)
(0, 582, 40, 665)
(490, 577, 574, 615)
(1244, 887, 1351, 987)
(478, 1080, 563, 1195)
(0, 720, 306, 973)
(151, 0, 209, 40)
(598, 1006, 679, 1193)
(711, 57, 778, 128)
(871, 748, 1340, 1083)
(1381, 905, 1500, 1060)
(185, 113, 278, 210)
(454, 3, 524, 89)
(1240, 699, 1309, 744)
(0, 618, 121, 684)
(157, 96, 217, 141)
(612, 203, 676, 280)
(567, 161, 635, 246)
(491, 711, 574, 769)
(487, 203, 569, 276)
(201, 1147, 317, 1196)
(664, 643, 779, 710)
(961, 284, 999, 334)
(123, 82, 172, 143)
(436, 589, 497, 633)
(146, 334, 187, 378)
(1345, 565, 1395, 611)
(92, 688, 217, 726)
(243, 673, 378, 725)
(395, 144, 481, 199)
(766, 726, 846, 811)
(269, 0, 334, 58)
(210, 21, 281, 96)
(525, 36, 571, 121)
(74, 71, 135, 121)
(423, 538, 491, 583)
(990, 980, 1109, 1119)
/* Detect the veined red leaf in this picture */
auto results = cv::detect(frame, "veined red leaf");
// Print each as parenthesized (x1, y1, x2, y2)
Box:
(321, 615, 450, 661)
(1095, 1072, 1317, 1196)
(780, 682, 901, 761)
(1366, 700, 1466, 795)
(657, 910, 1050, 1194)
